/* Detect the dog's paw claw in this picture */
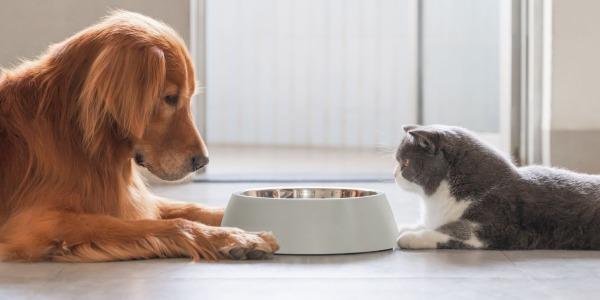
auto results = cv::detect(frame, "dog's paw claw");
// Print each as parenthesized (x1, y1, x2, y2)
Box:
(246, 250, 266, 259)
(256, 231, 279, 253)
(228, 247, 246, 260)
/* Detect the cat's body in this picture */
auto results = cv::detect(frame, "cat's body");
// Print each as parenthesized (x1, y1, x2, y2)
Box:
(395, 125, 600, 250)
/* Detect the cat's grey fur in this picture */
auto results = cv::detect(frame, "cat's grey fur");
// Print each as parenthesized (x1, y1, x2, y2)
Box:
(396, 124, 600, 250)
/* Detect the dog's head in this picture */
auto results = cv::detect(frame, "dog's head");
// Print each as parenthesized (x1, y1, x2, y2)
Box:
(76, 11, 207, 181)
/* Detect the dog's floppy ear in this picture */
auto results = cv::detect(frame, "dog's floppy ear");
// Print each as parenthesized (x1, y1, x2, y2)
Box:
(79, 44, 166, 152)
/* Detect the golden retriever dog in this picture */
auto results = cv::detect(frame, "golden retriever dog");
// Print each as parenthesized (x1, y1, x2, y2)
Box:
(0, 11, 278, 262)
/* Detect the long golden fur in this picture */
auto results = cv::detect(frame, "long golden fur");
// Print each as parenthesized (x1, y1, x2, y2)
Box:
(0, 11, 278, 262)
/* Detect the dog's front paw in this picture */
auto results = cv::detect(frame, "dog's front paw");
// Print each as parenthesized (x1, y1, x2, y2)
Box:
(396, 230, 447, 250)
(211, 227, 279, 260)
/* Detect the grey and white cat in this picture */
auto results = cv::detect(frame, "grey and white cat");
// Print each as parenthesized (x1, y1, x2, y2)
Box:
(395, 124, 600, 250)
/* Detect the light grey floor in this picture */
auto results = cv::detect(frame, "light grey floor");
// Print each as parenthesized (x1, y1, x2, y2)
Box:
(2, 181, 600, 300)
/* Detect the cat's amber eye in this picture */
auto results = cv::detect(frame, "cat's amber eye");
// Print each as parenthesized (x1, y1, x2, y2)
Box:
(401, 159, 410, 169)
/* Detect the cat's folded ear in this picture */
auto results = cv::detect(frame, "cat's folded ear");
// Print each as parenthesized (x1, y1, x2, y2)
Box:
(406, 126, 440, 154)
(402, 124, 419, 132)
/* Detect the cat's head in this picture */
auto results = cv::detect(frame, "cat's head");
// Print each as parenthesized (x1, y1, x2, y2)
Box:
(394, 124, 460, 195)
(395, 124, 516, 198)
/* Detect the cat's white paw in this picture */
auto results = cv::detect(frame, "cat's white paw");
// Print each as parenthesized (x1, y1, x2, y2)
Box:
(396, 230, 450, 250)
(397, 224, 424, 236)
(397, 231, 430, 249)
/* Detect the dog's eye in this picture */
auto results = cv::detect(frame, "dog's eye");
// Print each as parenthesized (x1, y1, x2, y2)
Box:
(164, 95, 179, 106)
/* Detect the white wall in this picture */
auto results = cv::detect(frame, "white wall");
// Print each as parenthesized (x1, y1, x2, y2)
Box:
(549, 0, 600, 172)
(551, 0, 600, 131)
(0, 0, 189, 69)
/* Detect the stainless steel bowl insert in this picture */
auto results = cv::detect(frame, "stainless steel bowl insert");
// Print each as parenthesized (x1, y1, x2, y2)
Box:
(241, 188, 379, 199)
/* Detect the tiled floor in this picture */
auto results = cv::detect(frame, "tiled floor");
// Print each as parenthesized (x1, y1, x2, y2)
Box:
(2, 181, 600, 299)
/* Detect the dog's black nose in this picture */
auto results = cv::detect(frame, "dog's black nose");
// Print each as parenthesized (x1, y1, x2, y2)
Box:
(191, 155, 209, 171)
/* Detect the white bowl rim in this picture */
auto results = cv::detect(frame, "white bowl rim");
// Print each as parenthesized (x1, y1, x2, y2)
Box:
(232, 186, 384, 201)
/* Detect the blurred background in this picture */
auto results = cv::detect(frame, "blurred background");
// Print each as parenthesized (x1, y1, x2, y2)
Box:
(1, 0, 597, 181)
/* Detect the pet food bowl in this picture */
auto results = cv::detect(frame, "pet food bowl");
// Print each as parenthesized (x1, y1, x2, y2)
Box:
(221, 187, 399, 255)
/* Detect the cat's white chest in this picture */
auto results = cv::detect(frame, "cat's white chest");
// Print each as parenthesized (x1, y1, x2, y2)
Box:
(420, 180, 471, 229)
